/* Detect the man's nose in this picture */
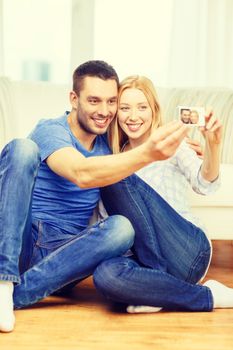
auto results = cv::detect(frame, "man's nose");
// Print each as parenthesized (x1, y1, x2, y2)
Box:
(98, 103, 109, 116)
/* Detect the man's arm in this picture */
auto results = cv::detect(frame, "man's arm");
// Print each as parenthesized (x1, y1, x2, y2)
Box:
(46, 121, 188, 188)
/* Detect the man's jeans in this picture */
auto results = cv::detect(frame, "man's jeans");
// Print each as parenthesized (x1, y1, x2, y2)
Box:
(93, 175, 214, 311)
(0, 139, 134, 309)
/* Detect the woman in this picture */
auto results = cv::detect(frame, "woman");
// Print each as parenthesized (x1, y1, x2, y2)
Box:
(190, 110, 199, 124)
(94, 75, 233, 312)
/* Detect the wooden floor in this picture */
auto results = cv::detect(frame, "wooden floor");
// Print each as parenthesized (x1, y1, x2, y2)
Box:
(1, 240, 233, 350)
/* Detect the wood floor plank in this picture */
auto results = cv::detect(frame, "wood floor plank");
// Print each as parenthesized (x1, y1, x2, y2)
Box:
(0, 240, 233, 350)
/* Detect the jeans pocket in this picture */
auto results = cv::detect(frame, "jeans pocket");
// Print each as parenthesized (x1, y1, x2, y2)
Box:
(186, 248, 211, 284)
(29, 220, 77, 267)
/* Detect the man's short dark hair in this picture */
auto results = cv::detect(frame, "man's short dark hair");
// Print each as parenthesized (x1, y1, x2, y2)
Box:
(180, 108, 191, 114)
(73, 60, 119, 95)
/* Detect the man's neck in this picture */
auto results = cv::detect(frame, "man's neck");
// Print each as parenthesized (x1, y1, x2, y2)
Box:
(67, 111, 96, 151)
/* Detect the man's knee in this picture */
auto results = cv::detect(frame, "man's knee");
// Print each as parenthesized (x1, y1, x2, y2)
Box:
(2, 139, 40, 169)
(106, 215, 135, 251)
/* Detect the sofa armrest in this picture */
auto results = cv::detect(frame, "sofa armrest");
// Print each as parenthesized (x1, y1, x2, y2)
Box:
(189, 164, 233, 207)
(189, 163, 233, 239)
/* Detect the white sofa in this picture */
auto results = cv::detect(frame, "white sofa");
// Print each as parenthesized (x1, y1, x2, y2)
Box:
(0, 77, 233, 239)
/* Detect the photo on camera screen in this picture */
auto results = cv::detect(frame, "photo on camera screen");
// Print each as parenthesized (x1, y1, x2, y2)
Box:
(177, 106, 205, 126)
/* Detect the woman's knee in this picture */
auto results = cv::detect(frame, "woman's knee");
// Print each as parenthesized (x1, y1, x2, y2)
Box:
(93, 258, 128, 296)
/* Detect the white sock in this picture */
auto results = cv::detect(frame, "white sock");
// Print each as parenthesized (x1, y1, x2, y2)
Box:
(0, 281, 15, 332)
(204, 279, 233, 308)
(127, 305, 162, 314)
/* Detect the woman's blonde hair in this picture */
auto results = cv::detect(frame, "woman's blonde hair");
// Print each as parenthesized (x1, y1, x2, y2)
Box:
(108, 75, 162, 153)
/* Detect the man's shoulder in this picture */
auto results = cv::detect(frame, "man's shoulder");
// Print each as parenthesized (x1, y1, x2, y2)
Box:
(29, 113, 69, 138)
(28, 112, 73, 162)
(35, 113, 68, 130)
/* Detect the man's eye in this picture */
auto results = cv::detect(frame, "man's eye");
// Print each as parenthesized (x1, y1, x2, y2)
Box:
(109, 99, 117, 105)
(89, 99, 98, 104)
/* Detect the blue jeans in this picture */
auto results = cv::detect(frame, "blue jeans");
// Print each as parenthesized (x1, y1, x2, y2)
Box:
(0, 139, 134, 309)
(93, 175, 214, 311)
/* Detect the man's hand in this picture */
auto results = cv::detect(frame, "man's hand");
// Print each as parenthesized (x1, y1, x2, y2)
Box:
(145, 121, 189, 161)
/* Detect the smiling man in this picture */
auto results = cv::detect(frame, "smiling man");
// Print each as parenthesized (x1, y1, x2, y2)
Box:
(0, 60, 188, 332)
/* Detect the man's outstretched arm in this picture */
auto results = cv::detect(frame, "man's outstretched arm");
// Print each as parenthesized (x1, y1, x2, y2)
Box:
(46, 121, 189, 188)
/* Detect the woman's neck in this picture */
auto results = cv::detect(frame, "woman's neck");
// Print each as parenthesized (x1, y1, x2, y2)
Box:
(123, 138, 144, 152)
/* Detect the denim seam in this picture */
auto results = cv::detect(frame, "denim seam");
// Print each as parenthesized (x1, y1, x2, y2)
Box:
(125, 181, 158, 256)
(0, 143, 9, 211)
(186, 247, 211, 284)
(29, 220, 41, 267)
(0, 145, 21, 283)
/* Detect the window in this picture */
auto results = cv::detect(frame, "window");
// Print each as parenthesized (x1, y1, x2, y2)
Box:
(2, 0, 72, 83)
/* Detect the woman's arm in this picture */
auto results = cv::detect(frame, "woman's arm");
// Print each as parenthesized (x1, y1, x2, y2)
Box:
(200, 110, 223, 182)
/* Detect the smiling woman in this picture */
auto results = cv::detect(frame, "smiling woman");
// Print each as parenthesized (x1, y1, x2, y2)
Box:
(118, 88, 153, 148)
(109, 75, 162, 153)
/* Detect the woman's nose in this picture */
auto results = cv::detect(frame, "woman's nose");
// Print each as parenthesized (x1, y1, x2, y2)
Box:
(128, 110, 138, 121)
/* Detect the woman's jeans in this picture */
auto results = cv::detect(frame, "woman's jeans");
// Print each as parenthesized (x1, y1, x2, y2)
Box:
(0, 139, 134, 309)
(93, 175, 214, 311)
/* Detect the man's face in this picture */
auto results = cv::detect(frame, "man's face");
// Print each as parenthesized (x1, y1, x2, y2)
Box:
(181, 110, 191, 124)
(75, 76, 118, 135)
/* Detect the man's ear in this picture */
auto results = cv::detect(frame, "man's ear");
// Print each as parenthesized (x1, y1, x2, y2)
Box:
(69, 91, 79, 109)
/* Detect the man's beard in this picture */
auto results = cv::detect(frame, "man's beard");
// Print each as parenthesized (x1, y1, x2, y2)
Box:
(76, 107, 110, 136)
(77, 116, 98, 135)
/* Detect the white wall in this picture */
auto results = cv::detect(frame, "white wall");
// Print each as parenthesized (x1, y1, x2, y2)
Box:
(93, 0, 173, 83)
(1, 0, 233, 88)
(93, 0, 233, 88)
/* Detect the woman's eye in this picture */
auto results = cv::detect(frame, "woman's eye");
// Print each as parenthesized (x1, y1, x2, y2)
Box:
(120, 107, 129, 111)
(139, 105, 147, 110)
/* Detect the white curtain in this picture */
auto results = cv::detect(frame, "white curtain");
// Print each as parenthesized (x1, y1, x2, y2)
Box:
(0, 0, 4, 75)
(167, 0, 233, 88)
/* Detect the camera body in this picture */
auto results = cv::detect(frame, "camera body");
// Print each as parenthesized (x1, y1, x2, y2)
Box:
(177, 106, 205, 126)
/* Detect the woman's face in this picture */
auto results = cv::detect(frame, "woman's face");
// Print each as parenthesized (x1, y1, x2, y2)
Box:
(190, 111, 199, 124)
(118, 88, 153, 144)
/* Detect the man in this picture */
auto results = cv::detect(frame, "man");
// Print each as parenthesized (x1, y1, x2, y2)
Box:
(0, 60, 188, 332)
(180, 108, 191, 124)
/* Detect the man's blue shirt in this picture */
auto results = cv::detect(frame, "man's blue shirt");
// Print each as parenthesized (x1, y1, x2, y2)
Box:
(29, 112, 111, 232)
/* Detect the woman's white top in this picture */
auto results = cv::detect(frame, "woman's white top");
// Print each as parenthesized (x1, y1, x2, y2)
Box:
(136, 140, 220, 231)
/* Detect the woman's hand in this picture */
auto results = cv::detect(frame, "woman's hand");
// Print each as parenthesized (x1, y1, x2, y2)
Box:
(199, 110, 223, 146)
(186, 138, 204, 158)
